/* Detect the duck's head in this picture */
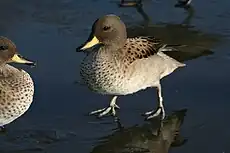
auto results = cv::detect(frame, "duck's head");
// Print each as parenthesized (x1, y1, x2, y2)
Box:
(0, 37, 36, 66)
(76, 14, 127, 52)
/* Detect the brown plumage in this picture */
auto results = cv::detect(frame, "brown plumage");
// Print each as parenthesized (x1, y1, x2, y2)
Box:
(122, 36, 164, 65)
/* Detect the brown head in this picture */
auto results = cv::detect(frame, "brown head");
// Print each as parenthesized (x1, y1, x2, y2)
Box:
(0, 36, 36, 66)
(76, 14, 127, 52)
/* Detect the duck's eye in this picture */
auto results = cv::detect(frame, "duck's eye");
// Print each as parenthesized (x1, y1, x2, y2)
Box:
(103, 26, 111, 31)
(0, 45, 8, 50)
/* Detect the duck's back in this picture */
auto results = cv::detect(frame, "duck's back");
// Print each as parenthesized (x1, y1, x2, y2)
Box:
(0, 64, 34, 126)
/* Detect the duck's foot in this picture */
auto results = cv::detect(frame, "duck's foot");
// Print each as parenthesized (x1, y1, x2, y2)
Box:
(89, 96, 119, 118)
(143, 106, 165, 120)
(89, 104, 120, 118)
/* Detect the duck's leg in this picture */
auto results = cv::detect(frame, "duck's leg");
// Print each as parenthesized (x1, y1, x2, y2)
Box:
(89, 96, 120, 117)
(144, 83, 165, 120)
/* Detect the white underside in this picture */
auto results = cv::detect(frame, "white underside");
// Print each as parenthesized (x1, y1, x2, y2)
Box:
(93, 52, 185, 95)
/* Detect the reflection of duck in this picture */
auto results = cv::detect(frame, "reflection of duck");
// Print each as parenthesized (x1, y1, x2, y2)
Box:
(119, 0, 150, 26)
(0, 37, 36, 130)
(91, 109, 187, 153)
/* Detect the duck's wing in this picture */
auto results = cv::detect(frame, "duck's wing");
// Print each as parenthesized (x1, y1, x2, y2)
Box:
(121, 36, 180, 65)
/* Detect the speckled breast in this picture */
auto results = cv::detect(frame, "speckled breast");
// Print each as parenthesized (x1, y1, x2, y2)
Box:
(0, 69, 34, 119)
(80, 53, 126, 95)
(0, 65, 34, 126)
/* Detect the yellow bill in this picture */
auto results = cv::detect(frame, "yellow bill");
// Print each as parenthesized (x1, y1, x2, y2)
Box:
(10, 54, 36, 66)
(79, 36, 100, 50)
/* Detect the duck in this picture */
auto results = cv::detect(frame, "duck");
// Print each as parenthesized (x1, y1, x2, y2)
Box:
(76, 15, 185, 120)
(0, 36, 36, 130)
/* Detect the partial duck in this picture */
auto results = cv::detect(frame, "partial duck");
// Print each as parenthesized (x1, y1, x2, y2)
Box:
(0, 36, 35, 130)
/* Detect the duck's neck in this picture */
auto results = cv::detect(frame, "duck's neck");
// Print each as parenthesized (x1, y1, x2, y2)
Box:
(102, 44, 121, 52)
(0, 64, 19, 78)
(102, 35, 127, 51)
